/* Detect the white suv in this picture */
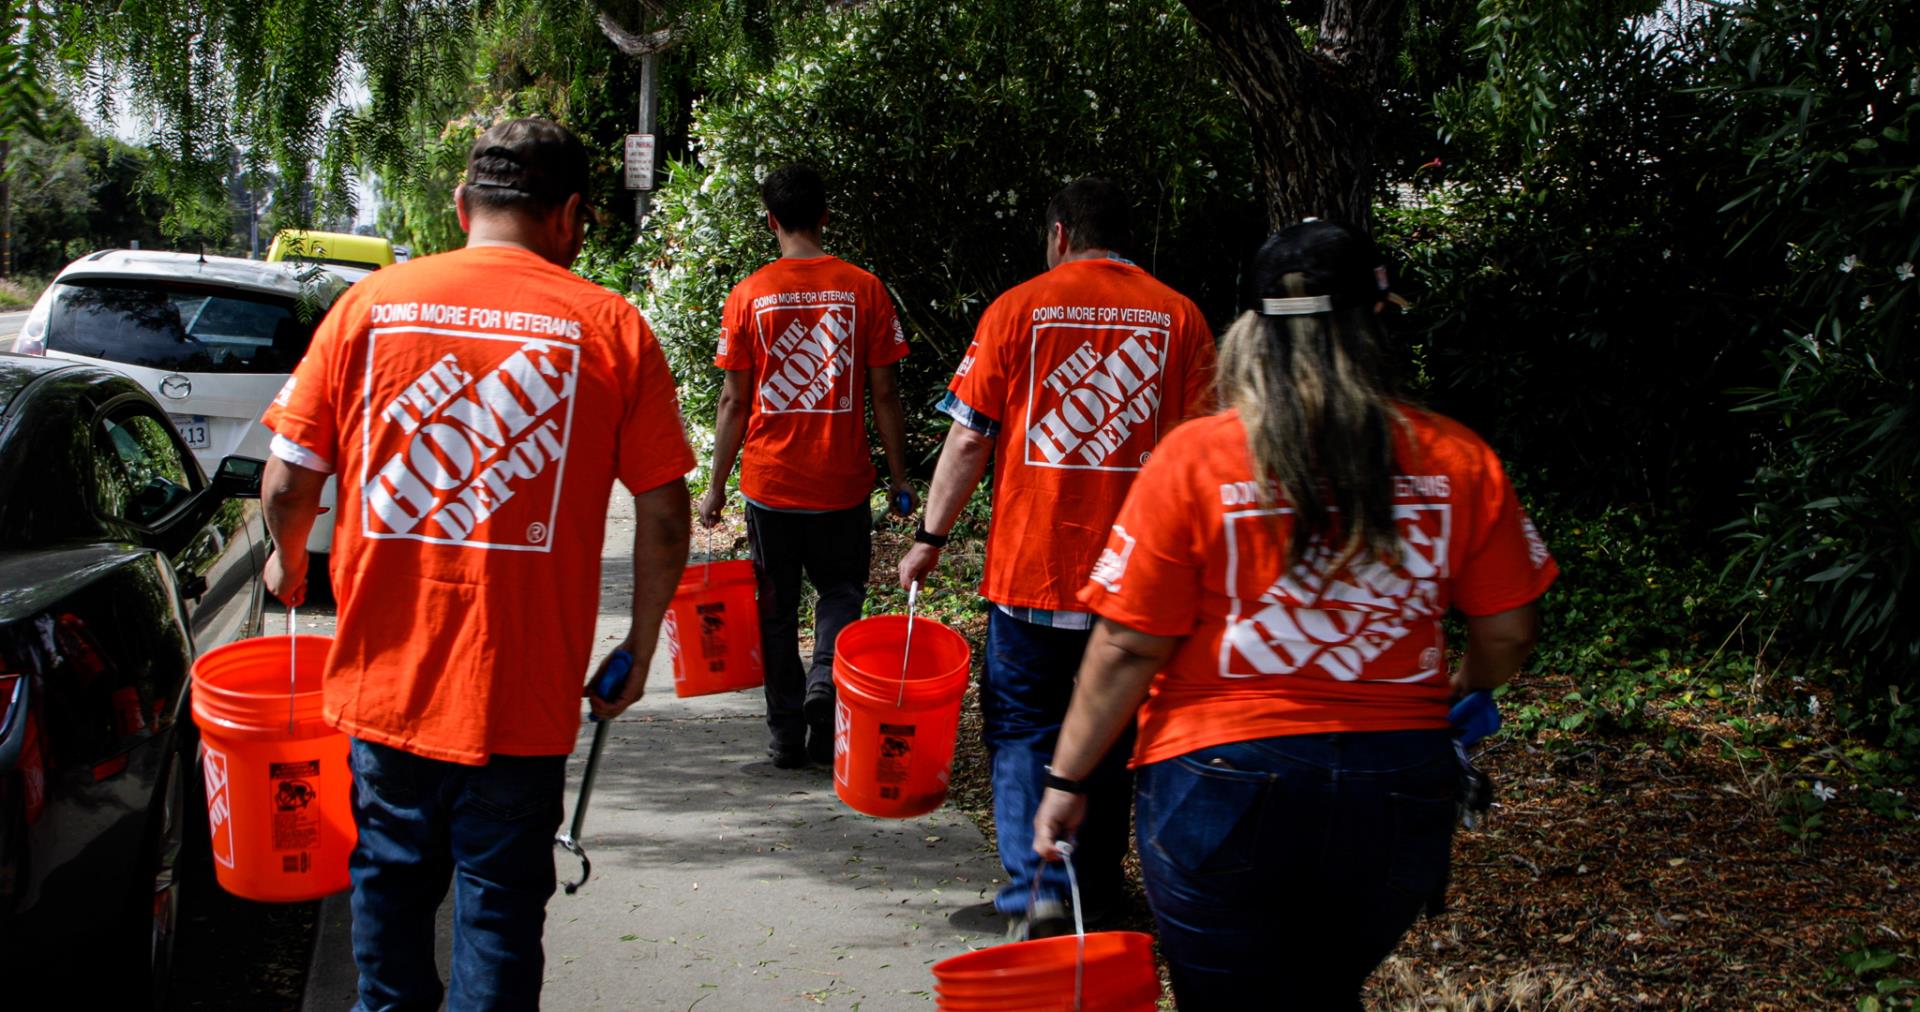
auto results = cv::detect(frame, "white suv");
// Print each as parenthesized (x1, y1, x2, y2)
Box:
(15, 249, 348, 558)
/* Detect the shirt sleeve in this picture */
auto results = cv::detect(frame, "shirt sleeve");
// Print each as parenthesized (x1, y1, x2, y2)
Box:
(261, 288, 357, 472)
(1180, 313, 1219, 420)
(1077, 439, 1204, 637)
(944, 301, 1011, 433)
(866, 280, 908, 369)
(714, 288, 753, 372)
(619, 310, 698, 494)
(1451, 447, 1559, 616)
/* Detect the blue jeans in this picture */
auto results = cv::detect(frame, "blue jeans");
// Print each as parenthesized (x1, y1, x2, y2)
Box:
(1136, 731, 1458, 1011)
(981, 608, 1133, 915)
(348, 738, 566, 1012)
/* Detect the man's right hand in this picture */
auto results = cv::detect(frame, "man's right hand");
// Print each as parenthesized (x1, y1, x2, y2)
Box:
(697, 484, 726, 529)
(265, 548, 308, 608)
(899, 542, 941, 590)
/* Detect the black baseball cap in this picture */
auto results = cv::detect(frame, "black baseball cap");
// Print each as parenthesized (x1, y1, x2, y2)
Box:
(466, 118, 599, 223)
(1247, 219, 1391, 315)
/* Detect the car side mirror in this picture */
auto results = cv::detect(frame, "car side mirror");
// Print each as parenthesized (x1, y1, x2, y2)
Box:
(213, 455, 265, 500)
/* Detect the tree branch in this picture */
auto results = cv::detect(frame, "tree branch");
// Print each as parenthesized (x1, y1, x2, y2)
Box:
(596, 12, 675, 57)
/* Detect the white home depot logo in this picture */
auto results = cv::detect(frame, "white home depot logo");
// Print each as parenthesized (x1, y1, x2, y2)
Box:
(662, 609, 683, 687)
(1219, 504, 1452, 684)
(833, 699, 853, 786)
(752, 291, 857, 414)
(202, 743, 236, 869)
(360, 330, 579, 552)
(1089, 525, 1137, 592)
(1023, 323, 1168, 472)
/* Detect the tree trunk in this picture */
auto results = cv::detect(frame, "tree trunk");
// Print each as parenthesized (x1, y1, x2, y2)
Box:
(1, 138, 10, 277)
(1180, 0, 1407, 234)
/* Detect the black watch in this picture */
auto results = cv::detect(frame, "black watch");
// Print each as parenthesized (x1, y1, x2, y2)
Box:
(1044, 767, 1088, 795)
(914, 523, 950, 548)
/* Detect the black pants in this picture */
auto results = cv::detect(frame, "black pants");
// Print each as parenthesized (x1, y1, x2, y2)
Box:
(745, 502, 872, 749)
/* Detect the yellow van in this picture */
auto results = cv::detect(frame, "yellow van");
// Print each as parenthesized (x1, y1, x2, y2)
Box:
(265, 230, 396, 272)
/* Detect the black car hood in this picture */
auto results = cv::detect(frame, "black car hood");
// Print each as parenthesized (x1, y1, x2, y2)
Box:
(0, 545, 158, 626)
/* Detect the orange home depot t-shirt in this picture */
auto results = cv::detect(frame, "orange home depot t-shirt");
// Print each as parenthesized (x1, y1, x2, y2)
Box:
(262, 245, 696, 765)
(1078, 407, 1559, 767)
(714, 255, 907, 510)
(946, 257, 1216, 612)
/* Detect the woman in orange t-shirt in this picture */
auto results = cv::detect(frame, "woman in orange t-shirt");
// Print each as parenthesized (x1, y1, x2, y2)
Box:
(1033, 221, 1557, 1009)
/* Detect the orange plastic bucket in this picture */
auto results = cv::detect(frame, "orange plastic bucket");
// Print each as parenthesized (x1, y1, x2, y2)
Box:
(189, 635, 355, 902)
(931, 931, 1161, 1010)
(831, 614, 969, 818)
(666, 559, 764, 698)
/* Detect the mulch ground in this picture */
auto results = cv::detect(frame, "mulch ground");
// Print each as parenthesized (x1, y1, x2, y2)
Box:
(851, 519, 1920, 1008)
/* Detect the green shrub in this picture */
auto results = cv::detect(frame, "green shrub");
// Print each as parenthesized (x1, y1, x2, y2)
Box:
(1703, 0, 1920, 723)
(631, 0, 1258, 440)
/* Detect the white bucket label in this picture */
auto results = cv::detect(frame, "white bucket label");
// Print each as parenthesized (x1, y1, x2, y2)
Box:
(270, 759, 322, 869)
(202, 743, 236, 869)
(876, 722, 915, 801)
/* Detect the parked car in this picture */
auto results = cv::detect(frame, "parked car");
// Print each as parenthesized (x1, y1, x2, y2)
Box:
(0, 354, 267, 1006)
(13, 249, 346, 563)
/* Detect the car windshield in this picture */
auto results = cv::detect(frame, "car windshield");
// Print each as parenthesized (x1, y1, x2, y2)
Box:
(45, 279, 321, 374)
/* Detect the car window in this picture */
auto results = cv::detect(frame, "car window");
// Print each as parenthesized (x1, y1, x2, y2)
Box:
(94, 411, 197, 526)
(47, 280, 321, 375)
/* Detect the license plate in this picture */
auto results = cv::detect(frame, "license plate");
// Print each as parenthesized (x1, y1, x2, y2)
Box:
(170, 414, 211, 450)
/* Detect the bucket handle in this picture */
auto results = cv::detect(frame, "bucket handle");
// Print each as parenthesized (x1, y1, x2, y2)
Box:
(286, 604, 297, 735)
(1028, 840, 1089, 1011)
(896, 581, 920, 708)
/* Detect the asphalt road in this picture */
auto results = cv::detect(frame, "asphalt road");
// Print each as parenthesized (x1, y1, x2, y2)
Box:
(0, 309, 26, 352)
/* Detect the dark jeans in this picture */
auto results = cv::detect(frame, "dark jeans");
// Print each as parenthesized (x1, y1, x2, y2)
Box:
(982, 608, 1134, 915)
(745, 502, 872, 749)
(348, 738, 566, 1012)
(1135, 730, 1459, 1011)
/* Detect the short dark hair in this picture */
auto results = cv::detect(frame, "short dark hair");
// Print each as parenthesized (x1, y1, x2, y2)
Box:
(1045, 178, 1132, 253)
(465, 118, 594, 219)
(761, 165, 827, 232)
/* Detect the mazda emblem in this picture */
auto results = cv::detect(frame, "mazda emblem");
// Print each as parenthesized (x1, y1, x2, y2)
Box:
(159, 374, 192, 400)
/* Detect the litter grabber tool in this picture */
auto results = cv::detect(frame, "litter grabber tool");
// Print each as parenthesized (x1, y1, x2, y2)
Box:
(1450, 690, 1499, 829)
(896, 580, 920, 707)
(556, 648, 632, 894)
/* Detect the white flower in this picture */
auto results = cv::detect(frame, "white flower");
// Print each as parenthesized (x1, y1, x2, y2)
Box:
(1662, 248, 1672, 260)
(1840, 254, 1861, 273)
(1808, 695, 1820, 715)
(1812, 781, 1838, 802)
(1898, 262, 1914, 281)
(1861, 295, 1875, 310)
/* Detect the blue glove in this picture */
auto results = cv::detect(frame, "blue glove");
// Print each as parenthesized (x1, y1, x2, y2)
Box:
(589, 649, 634, 724)
(1449, 690, 1500, 747)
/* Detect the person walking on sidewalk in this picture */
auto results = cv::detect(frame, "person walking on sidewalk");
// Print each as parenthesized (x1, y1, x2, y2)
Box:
(898, 177, 1216, 937)
(699, 164, 914, 769)
(1032, 220, 1558, 1008)
(259, 118, 695, 1010)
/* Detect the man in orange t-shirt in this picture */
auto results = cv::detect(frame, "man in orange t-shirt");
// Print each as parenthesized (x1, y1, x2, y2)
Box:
(897, 177, 1216, 936)
(260, 119, 694, 1008)
(699, 165, 912, 768)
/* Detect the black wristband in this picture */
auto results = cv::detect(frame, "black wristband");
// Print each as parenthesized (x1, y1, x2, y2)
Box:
(1044, 768, 1087, 794)
(914, 523, 950, 548)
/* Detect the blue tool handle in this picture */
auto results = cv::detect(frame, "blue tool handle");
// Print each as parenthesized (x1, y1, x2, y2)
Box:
(589, 649, 634, 723)
(893, 490, 914, 517)
(1450, 690, 1500, 747)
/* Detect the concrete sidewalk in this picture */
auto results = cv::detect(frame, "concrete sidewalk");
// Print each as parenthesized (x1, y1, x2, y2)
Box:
(303, 491, 1005, 1010)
